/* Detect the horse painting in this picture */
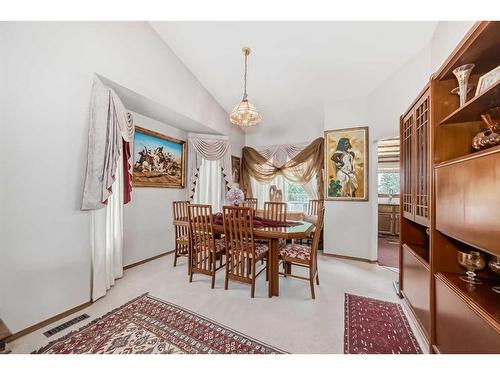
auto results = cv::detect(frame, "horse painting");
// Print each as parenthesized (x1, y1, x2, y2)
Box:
(133, 126, 186, 188)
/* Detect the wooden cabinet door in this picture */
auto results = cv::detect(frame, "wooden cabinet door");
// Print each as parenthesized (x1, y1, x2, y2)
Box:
(401, 111, 414, 221)
(401, 88, 430, 227)
(414, 92, 430, 226)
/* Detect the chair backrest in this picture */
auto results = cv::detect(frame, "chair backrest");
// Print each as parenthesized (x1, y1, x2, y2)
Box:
(243, 198, 258, 211)
(188, 204, 217, 272)
(307, 199, 324, 216)
(222, 206, 256, 279)
(172, 201, 189, 243)
(310, 207, 325, 263)
(263, 201, 287, 222)
(172, 201, 189, 221)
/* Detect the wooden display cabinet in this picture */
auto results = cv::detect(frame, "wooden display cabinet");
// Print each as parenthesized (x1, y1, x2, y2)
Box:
(429, 21, 500, 354)
(400, 22, 500, 353)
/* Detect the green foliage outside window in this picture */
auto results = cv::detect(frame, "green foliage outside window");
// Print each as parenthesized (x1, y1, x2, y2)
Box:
(378, 172, 400, 195)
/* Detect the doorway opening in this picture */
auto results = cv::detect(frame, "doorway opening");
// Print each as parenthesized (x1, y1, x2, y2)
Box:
(377, 136, 400, 270)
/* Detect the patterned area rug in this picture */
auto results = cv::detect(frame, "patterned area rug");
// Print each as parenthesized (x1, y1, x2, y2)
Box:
(34, 294, 284, 354)
(344, 293, 422, 354)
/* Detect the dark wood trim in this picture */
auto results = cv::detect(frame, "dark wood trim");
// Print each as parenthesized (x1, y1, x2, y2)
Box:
(321, 252, 377, 264)
(5, 301, 92, 343)
(123, 250, 174, 270)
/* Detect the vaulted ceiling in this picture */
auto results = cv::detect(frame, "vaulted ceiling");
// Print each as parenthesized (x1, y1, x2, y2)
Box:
(150, 21, 437, 138)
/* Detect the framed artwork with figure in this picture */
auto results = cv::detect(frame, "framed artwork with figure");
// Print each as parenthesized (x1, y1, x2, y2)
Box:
(133, 126, 186, 188)
(324, 126, 369, 201)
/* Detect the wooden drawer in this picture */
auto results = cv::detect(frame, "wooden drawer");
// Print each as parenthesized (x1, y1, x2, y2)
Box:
(402, 244, 430, 338)
(435, 273, 500, 353)
(435, 148, 500, 256)
(378, 204, 395, 213)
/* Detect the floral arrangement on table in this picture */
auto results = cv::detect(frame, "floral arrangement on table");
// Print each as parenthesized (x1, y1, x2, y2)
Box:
(226, 187, 245, 206)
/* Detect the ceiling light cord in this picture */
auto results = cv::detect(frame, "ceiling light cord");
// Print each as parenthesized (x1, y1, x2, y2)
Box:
(243, 52, 248, 100)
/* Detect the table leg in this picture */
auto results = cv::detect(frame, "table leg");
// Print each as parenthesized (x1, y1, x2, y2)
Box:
(269, 238, 280, 297)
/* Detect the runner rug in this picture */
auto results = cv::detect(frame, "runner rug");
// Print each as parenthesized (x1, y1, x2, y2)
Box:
(34, 294, 284, 354)
(344, 293, 422, 354)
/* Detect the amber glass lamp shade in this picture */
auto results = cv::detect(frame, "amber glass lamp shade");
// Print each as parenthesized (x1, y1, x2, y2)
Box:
(229, 97, 262, 127)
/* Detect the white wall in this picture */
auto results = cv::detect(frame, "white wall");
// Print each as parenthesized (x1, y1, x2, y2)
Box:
(430, 21, 476, 73)
(323, 98, 374, 259)
(0, 22, 243, 334)
(322, 22, 473, 260)
(123, 113, 188, 267)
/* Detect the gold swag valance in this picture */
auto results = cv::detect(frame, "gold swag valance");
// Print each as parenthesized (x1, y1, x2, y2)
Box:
(241, 137, 324, 199)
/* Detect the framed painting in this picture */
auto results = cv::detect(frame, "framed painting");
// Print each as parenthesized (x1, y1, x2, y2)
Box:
(324, 126, 369, 201)
(231, 155, 241, 184)
(133, 126, 186, 188)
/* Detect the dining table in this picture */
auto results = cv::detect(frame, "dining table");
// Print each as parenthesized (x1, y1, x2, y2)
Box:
(172, 217, 315, 297)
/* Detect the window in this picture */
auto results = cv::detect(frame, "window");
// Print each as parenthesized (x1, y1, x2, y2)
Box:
(284, 180, 309, 213)
(193, 159, 225, 212)
(251, 176, 312, 213)
(377, 172, 400, 195)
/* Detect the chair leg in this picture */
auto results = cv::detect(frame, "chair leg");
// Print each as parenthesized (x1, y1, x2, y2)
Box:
(315, 256, 319, 285)
(224, 260, 229, 290)
(173, 247, 178, 267)
(211, 253, 217, 289)
(251, 278, 255, 298)
(189, 271, 193, 283)
(265, 258, 269, 281)
(309, 268, 316, 299)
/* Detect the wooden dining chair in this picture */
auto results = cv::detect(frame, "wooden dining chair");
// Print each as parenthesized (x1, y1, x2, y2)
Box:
(279, 207, 325, 299)
(263, 201, 287, 222)
(307, 199, 324, 216)
(305, 199, 324, 245)
(222, 206, 269, 298)
(187, 204, 225, 288)
(172, 201, 190, 269)
(243, 198, 258, 211)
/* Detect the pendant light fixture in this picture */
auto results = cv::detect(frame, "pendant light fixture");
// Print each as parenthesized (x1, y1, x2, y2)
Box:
(229, 47, 262, 127)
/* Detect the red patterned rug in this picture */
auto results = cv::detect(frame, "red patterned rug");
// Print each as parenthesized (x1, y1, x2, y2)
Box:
(344, 294, 422, 354)
(34, 294, 284, 354)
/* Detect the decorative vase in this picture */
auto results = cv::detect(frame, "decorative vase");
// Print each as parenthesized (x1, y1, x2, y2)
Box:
(452, 64, 475, 107)
(451, 84, 474, 103)
(457, 250, 486, 285)
(488, 255, 500, 294)
(472, 107, 500, 150)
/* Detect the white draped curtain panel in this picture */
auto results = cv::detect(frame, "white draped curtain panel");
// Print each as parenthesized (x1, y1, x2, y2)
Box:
(91, 152, 124, 301)
(82, 76, 134, 301)
(188, 133, 233, 200)
(193, 159, 226, 212)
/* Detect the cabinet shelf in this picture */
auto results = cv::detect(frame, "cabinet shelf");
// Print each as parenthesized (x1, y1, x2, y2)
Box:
(435, 144, 500, 168)
(435, 272, 500, 331)
(436, 22, 500, 81)
(440, 80, 500, 125)
(405, 243, 430, 266)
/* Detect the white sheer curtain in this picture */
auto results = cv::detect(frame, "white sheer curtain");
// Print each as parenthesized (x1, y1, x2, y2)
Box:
(250, 175, 285, 209)
(91, 152, 124, 301)
(193, 159, 226, 212)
